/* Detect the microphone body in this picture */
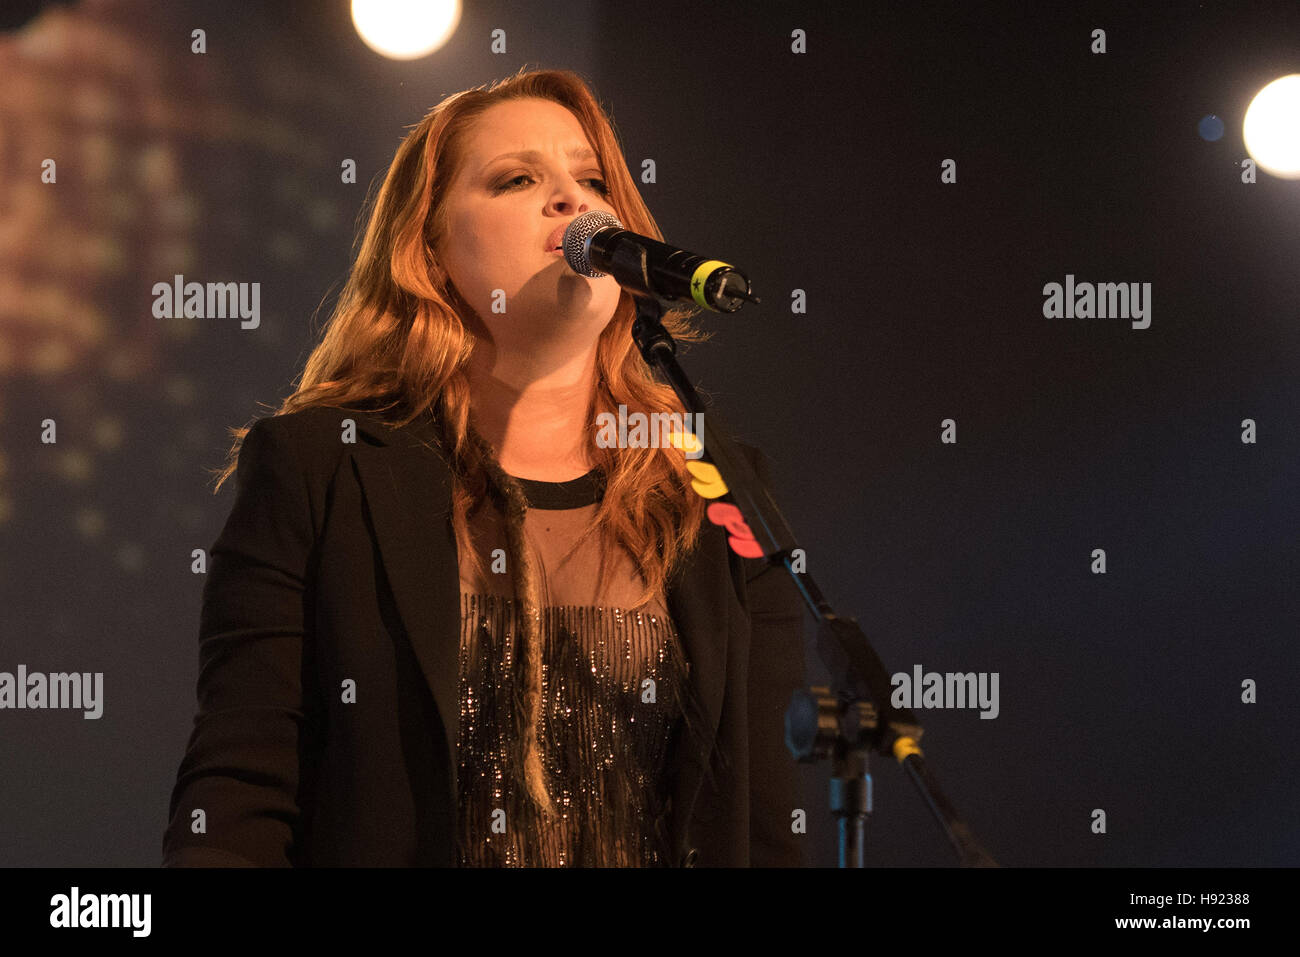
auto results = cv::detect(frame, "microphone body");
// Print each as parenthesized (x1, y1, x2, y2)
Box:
(562, 210, 757, 312)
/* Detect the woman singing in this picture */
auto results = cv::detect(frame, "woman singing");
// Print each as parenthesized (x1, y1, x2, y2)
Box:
(162, 68, 808, 868)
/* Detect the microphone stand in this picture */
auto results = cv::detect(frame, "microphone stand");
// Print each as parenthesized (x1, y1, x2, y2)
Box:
(629, 290, 999, 868)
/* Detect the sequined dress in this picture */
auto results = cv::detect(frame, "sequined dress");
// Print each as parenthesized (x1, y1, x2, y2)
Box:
(457, 466, 692, 867)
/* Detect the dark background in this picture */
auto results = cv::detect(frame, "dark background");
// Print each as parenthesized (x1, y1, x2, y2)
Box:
(1, 0, 1296, 867)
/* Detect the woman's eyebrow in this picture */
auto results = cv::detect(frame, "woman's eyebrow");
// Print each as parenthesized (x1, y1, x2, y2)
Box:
(482, 146, 598, 168)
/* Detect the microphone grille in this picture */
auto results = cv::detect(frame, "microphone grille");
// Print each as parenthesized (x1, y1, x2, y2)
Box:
(563, 210, 622, 277)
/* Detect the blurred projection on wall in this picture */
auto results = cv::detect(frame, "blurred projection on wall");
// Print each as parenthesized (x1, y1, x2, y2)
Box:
(0, 0, 351, 533)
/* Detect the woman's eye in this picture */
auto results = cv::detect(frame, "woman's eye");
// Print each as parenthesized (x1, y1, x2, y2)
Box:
(493, 174, 609, 195)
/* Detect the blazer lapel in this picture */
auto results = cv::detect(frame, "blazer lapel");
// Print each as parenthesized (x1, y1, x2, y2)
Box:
(343, 408, 731, 862)
(346, 410, 463, 807)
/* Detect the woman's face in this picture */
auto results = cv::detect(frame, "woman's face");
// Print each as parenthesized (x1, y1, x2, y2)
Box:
(435, 97, 623, 354)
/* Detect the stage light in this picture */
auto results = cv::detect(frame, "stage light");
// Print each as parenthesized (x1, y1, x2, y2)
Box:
(351, 0, 461, 60)
(1243, 74, 1300, 180)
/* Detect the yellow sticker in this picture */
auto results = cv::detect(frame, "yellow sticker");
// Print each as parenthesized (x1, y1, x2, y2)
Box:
(666, 429, 703, 455)
(687, 460, 728, 498)
(689, 260, 733, 308)
(893, 736, 924, 762)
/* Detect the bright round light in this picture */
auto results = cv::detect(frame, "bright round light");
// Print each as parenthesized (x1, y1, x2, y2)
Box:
(351, 0, 461, 60)
(1243, 74, 1300, 180)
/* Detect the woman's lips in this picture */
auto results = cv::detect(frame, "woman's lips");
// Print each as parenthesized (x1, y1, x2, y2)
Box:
(546, 222, 572, 252)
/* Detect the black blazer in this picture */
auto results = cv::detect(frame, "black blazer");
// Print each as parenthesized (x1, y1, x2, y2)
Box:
(162, 404, 809, 867)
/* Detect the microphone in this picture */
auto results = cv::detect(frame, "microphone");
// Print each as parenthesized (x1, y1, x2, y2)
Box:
(561, 210, 760, 313)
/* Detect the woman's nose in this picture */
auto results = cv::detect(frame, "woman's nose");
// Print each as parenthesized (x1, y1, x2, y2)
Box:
(549, 180, 590, 215)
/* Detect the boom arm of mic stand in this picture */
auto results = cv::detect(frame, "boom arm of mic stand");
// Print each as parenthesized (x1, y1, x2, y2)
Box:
(629, 291, 999, 868)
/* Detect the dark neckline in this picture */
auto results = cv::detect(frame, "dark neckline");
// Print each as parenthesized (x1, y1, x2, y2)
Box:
(507, 467, 605, 510)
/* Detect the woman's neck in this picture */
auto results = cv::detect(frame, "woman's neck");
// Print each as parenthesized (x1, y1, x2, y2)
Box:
(466, 343, 599, 482)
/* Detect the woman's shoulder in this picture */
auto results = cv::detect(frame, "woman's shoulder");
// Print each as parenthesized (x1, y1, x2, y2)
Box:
(251, 403, 439, 453)
(727, 439, 775, 489)
(230, 406, 428, 491)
